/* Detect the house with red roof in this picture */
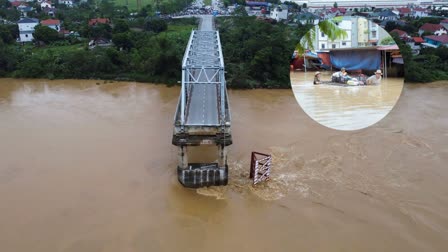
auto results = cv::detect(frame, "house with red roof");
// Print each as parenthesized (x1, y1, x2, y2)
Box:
(11, 1, 24, 7)
(329, 7, 346, 16)
(88, 18, 111, 26)
(441, 19, 448, 30)
(413, 7, 430, 18)
(412, 37, 424, 44)
(397, 7, 411, 17)
(390, 29, 408, 39)
(419, 23, 447, 36)
(423, 35, 448, 48)
(41, 19, 61, 32)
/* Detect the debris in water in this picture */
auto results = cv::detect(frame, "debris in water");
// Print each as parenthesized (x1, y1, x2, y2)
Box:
(250, 152, 272, 185)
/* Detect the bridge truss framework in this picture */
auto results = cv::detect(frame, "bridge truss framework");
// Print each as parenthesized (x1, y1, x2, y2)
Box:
(172, 28, 232, 188)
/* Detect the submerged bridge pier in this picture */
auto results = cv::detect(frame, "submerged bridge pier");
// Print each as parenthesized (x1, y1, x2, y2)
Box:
(172, 15, 232, 188)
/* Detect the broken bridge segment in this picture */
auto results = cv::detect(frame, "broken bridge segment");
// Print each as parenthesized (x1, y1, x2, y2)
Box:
(172, 16, 232, 188)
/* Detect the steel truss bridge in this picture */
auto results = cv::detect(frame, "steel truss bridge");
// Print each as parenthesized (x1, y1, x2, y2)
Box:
(172, 15, 232, 188)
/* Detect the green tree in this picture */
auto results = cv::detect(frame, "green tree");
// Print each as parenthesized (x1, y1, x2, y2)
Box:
(233, 6, 248, 16)
(112, 32, 133, 50)
(144, 18, 167, 33)
(0, 25, 15, 44)
(380, 36, 394, 45)
(296, 18, 348, 54)
(334, 2, 338, 8)
(89, 23, 112, 39)
(113, 19, 130, 33)
(33, 25, 60, 43)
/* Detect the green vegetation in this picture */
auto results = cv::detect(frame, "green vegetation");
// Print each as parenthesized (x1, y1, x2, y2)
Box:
(296, 18, 347, 54)
(216, 16, 301, 89)
(112, 0, 154, 10)
(110, 0, 194, 12)
(204, 0, 212, 6)
(391, 33, 448, 83)
(384, 19, 448, 83)
(0, 18, 198, 84)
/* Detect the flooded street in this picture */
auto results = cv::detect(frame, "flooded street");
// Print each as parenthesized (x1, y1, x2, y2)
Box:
(291, 71, 404, 130)
(0, 78, 447, 252)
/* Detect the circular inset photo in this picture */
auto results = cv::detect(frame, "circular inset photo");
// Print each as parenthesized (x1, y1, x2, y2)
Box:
(290, 16, 404, 131)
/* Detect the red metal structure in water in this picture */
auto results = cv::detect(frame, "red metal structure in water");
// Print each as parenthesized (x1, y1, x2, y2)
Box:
(250, 152, 272, 185)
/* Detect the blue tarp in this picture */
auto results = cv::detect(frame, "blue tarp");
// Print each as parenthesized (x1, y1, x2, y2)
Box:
(330, 50, 381, 71)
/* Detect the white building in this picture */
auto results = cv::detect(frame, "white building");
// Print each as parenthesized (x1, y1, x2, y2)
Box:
(312, 16, 387, 50)
(17, 18, 39, 42)
(291, 0, 445, 8)
(40, 1, 52, 8)
(270, 6, 288, 21)
(58, 0, 73, 7)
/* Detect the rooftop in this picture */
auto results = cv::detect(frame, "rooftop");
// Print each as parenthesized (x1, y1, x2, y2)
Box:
(424, 34, 448, 44)
(420, 23, 445, 32)
(41, 19, 60, 25)
(17, 18, 39, 24)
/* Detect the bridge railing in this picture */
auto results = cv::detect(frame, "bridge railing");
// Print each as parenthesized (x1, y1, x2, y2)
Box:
(176, 29, 229, 128)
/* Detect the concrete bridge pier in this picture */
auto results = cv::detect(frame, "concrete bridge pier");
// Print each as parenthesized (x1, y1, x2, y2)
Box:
(218, 144, 228, 168)
(178, 145, 188, 170)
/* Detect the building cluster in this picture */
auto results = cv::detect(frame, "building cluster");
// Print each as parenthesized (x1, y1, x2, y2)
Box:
(6, 0, 85, 42)
(3, 0, 448, 50)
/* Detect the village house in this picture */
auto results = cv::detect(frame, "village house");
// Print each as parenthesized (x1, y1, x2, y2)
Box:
(88, 18, 111, 26)
(396, 7, 412, 18)
(377, 9, 399, 21)
(441, 19, 448, 30)
(270, 5, 288, 22)
(40, 1, 52, 9)
(41, 19, 61, 32)
(413, 7, 430, 18)
(42, 7, 57, 17)
(329, 7, 346, 16)
(419, 23, 447, 36)
(423, 34, 448, 48)
(17, 17, 39, 42)
(295, 12, 320, 25)
(15, 3, 34, 17)
(58, 0, 73, 7)
(390, 29, 409, 40)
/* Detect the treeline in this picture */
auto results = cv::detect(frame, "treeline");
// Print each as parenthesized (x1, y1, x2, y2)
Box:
(216, 16, 301, 88)
(0, 18, 197, 84)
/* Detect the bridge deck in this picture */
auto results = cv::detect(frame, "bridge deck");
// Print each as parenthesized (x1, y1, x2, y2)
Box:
(186, 83, 219, 126)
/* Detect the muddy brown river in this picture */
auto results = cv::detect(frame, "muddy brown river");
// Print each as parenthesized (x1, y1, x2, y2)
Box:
(0, 78, 447, 252)
(290, 71, 404, 130)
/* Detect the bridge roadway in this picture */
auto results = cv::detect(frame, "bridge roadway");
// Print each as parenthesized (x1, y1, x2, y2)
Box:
(173, 15, 231, 188)
(185, 15, 219, 126)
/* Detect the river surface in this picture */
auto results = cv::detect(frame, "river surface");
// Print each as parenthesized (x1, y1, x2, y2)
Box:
(0, 78, 447, 252)
(291, 71, 404, 130)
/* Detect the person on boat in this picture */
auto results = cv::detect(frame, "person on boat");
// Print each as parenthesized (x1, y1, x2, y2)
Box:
(313, 71, 321, 85)
(331, 67, 350, 83)
(366, 69, 382, 85)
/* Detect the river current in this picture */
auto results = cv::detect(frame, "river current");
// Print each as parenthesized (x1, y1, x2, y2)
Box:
(0, 78, 447, 251)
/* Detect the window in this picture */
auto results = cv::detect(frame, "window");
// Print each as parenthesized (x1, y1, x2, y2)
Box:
(321, 44, 325, 49)
(342, 42, 346, 46)
(321, 32, 325, 38)
(25, 34, 28, 37)
(332, 44, 336, 48)
(372, 31, 377, 37)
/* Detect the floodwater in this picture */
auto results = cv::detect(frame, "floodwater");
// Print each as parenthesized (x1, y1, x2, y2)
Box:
(291, 71, 404, 130)
(0, 78, 448, 252)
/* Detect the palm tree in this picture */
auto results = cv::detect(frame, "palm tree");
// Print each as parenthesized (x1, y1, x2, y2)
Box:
(296, 17, 348, 54)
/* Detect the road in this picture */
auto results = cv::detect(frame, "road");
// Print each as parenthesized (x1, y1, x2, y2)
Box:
(185, 15, 220, 126)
